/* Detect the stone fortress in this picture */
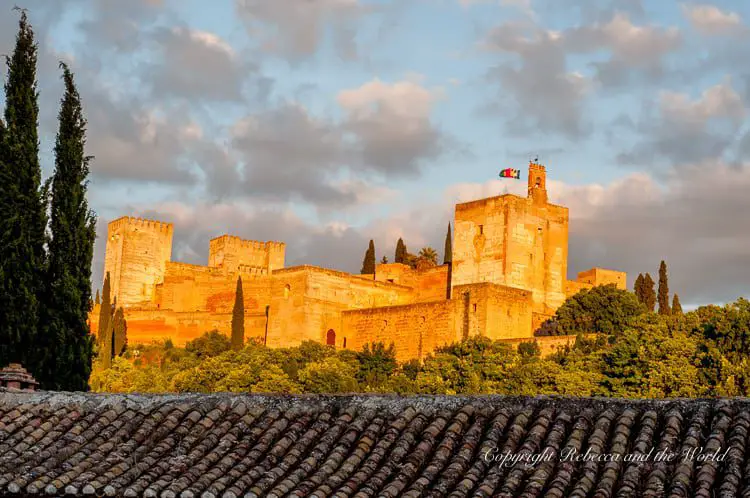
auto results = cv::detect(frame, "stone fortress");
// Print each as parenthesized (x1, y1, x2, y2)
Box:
(90, 163, 626, 361)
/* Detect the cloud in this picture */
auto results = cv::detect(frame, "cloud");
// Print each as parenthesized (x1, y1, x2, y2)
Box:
(235, 0, 365, 61)
(553, 163, 750, 307)
(143, 27, 251, 102)
(683, 4, 744, 36)
(224, 78, 447, 208)
(564, 13, 681, 88)
(338, 79, 446, 176)
(618, 78, 746, 168)
(230, 103, 357, 206)
(483, 22, 591, 137)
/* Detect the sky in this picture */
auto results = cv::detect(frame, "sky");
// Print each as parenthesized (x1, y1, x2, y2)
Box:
(1, 0, 749, 310)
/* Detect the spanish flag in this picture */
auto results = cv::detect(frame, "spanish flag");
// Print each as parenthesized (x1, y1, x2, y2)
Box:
(499, 168, 521, 179)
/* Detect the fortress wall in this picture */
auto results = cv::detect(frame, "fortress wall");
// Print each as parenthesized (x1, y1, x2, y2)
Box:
(342, 300, 462, 362)
(453, 283, 533, 341)
(565, 279, 593, 298)
(576, 268, 627, 290)
(114, 309, 268, 347)
(266, 266, 416, 349)
(157, 261, 272, 314)
(375, 263, 450, 303)
(452, 194, 568, 316)
(104, 217, 173, 307)
(495, 334, 584, 358)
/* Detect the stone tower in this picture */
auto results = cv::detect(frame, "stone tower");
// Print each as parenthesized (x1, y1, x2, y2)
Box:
(103, 217, 174, 307)
(451, 162, 568, 314)
(208, 235, 285, 274)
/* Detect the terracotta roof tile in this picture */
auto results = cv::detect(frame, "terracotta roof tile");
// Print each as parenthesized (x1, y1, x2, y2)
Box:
(3, 394, 750, 496)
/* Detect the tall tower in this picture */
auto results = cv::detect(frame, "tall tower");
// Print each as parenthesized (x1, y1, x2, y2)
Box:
(528, 161, 548, 204)
(451, 162, 568, 314)
(103, 217, 174, 307)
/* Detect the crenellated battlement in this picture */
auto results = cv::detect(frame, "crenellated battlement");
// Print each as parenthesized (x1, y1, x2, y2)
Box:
(238, 265, 269, 278)
(108, 216, 174, 233)
(209, 234, 285, 251)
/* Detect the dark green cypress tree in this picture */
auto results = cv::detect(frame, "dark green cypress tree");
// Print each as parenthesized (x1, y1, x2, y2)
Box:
(657, 260, 670, 315)
(95, 289, 100, 305)
(231, 276, 244, 350)
(672, 294, 683, 314)
(634, 273, 644, 304)
(395, 238, 406, 264)
(642, 273, 656, 312)
(0, 11, 48, 372)
(443, 223, 452, 264)
(112, 307, 127, 357)
(98, 273, 112, 345)
(361, 240, 376, 274)
(37, 63, 96, 390)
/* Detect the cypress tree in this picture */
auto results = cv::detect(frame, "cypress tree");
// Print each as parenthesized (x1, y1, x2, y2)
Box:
(642, 273, 656, 312)
(634, 273, 644, 304)
(38, 63, 96, 390)
(112, 307, 127, 357)
(443, 223, 452, 264)
(98, 273, 112, 345)
(95, 289, 100, 305)
(231, 276, 244, 350)
(657, 260, 670, 315)
(361, 240, 376, 274)
(0, 10, 47, 373)
(672, 294, 683, 314)
(395, 238, 406, 264)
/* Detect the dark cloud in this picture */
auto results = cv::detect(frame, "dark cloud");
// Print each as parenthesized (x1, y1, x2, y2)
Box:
(144, 26, 252, 102)
(234, 0, 367, 62)
(230, 103, 356, 206)
(557, 164, 750, 307)
(617, 79, 746, 169)
(483, 22, 590, 138)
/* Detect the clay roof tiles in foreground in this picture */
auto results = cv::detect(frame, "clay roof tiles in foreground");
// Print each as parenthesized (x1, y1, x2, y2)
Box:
(0, 392, 747, 497)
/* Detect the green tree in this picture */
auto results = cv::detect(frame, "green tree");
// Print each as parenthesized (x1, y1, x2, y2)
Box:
(381, 255, 388, 264)
(418, 246, 438, 266)
(657, 260, 670, 315)
(395, 238, 406, 264)
(634, 273, 645, 304)
(186, 330, 232, 358)
(517, 340, 541, 360)
(416, 337, 517, 394)
(0, 11, 48, 374)
(642, 273, 656, 312)
(38, 63, 96, 390)
(98, 273, 112, 345)
(298, 356, 359, 393)
(553, 284, 646, 336)
(672, 293, 683, 314)
(95, 289, 100, 305)
(356, 342, 397, 387)
(360, 239, 376, 274)
(602, 317, 701, 398)
(112, 307, 127, 357)
(231, 276, 244, 350)
(443, 223, 452, 264)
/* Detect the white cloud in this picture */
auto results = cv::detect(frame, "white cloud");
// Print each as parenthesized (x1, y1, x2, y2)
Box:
(683, 4, 743, 35)
(660, 79, 745, 124)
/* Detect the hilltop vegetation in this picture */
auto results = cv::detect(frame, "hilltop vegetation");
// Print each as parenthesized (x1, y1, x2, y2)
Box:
(91, 291, 750, 397)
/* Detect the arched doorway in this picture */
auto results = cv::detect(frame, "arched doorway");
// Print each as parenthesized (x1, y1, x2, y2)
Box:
(326, 329, 336, 346)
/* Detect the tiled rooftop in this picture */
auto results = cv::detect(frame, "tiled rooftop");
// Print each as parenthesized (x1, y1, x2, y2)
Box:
(0, 392, 748, 497)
